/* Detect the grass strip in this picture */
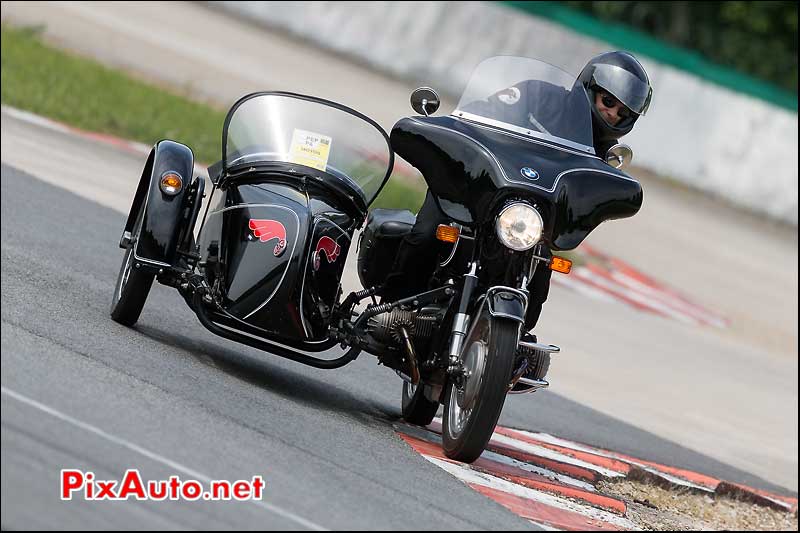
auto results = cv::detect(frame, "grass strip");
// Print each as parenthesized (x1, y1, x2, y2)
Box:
(1, 24, 424, 211)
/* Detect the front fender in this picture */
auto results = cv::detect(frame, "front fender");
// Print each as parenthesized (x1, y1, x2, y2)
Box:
(128, 140, 195, 268)
(487, 288, 527, 324)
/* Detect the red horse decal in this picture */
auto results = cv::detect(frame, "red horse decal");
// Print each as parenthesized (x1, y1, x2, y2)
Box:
(313, 236, 342, 271)
(249, 219, 287, 256)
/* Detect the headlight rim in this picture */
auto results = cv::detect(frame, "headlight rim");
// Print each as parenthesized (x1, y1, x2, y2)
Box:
(495, 201, 544, 252)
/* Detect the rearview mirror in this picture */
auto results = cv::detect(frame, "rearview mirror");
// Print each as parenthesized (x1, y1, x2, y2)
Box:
(410, 87, 440, 116)
(605, 144, 633, 169)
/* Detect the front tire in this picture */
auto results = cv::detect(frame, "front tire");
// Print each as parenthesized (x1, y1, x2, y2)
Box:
(442, 313, 517, 462)
(401, 381, 439, 426)
(110, 204, 154, 326)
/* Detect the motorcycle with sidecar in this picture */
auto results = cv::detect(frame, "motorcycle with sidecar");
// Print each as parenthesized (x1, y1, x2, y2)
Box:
(111, 56, 642, 462)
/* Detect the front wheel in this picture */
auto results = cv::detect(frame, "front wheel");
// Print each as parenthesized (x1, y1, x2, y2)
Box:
(442, 313, 517, 462)
(110, 204, 154, 326)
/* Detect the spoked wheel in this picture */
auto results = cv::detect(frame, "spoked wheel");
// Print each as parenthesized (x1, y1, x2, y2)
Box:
(401, 381, 439, 426)
(110, 204, 154, 326)
(442, 311, 517, 463)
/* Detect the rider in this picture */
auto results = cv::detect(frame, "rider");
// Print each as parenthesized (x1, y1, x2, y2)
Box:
(388, 51, 653, 333)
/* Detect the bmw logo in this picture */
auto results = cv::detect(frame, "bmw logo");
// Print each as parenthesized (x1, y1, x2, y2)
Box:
(520, 167, 539, 180)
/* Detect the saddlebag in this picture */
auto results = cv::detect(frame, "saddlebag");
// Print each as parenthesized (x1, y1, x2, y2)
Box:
(357, 208, 416, 288)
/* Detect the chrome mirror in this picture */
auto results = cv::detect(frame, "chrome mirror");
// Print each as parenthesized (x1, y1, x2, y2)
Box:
(605, 143, 633, 169)
(410, 87, 440, 116)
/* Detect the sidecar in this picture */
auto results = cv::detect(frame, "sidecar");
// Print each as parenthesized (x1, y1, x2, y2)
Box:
(111, 92, 394, 367)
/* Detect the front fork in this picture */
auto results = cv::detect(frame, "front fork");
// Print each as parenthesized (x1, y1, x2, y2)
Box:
(447, 262, 479, 373)
(446, 261, 531, 377)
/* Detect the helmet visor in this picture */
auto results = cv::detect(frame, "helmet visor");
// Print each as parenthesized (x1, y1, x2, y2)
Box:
(592, 63, 652, 116)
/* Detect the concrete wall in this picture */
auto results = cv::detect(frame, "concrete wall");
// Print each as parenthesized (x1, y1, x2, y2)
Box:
(209, 1, 798, 225)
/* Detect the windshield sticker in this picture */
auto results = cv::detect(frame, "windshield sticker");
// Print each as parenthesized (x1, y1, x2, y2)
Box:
(289, 129, 332, 171)
(497, 86, 520, 105)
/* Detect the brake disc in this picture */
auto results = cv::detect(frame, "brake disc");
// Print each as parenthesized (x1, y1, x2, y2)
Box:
(459, 339, 487, 408)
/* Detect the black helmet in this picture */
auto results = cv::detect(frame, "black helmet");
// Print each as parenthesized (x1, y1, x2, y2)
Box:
(577, 51, 652, 145)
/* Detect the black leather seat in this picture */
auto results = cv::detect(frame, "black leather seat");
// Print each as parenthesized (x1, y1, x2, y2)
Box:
(357, 209, 416, 288)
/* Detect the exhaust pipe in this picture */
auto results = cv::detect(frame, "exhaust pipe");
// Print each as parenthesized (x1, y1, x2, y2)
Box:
(397, 326, 420, 385)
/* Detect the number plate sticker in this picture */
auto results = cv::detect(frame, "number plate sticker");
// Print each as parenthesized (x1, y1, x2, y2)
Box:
(289, 129, 332, 171)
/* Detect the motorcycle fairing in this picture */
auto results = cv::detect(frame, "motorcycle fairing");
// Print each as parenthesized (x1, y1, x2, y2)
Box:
(390, 116, 643, 250)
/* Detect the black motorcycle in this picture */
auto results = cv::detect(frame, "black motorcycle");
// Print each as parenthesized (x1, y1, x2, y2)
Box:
(111, 56, 642, 462)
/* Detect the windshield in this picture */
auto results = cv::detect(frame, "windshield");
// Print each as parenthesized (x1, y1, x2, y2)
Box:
(223, 93, 393, 205)
(454, 56, 595, 154)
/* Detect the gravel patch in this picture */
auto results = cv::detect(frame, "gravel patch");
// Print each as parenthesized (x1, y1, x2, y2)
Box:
(598, 479, 798, 531)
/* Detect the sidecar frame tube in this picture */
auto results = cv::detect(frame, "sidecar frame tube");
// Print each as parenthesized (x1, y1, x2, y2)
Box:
(193, 292, 361, 369)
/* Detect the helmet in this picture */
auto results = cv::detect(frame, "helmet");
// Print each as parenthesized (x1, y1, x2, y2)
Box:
(577, 51, 653, 146)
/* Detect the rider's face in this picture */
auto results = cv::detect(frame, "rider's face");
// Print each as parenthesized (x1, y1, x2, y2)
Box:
(594, 90, 629, 126)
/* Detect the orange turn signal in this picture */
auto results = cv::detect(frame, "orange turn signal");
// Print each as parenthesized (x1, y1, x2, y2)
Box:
(550, 256, 572, 274)
(160, 172, 183, 195)
(436, 224, 460, 243)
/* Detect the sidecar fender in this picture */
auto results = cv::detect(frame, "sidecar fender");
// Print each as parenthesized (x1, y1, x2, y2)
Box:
(123, 140, 195, 269)
(487, 288, 527, 324)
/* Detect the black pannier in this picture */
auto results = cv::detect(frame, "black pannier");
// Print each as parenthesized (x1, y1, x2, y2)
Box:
(357, 208, 416, 288)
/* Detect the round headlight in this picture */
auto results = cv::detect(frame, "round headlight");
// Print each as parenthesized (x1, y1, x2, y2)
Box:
(496, 203, 543, 251)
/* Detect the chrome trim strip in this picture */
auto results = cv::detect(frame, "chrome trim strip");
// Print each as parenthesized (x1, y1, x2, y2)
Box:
(519, 341, 560, 354)
(508, 378, 549, 395)
(213, 320, 334, 350)
(212, 304, 333, 346)
(455, 116, 601, 159)
(452, 110, 595, 154)
(508, 166, 639, 194)
(439, 236, 460, 267)
(409, 117, 513, 184)
(485, 285, 529, 309)
(316, 216, 353, 242)
(210, 203, 298, 215)
(131, 253, 171, 268)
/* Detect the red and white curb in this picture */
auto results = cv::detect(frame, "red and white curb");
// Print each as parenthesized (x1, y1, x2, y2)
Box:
(554, 244, 729, 329)
(396, 420, 797, 530)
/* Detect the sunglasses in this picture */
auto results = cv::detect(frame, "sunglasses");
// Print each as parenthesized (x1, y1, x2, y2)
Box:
(600, 93, 632, 119)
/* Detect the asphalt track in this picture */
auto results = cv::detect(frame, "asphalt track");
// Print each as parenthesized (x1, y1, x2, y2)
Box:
(0, 108, 794, 530)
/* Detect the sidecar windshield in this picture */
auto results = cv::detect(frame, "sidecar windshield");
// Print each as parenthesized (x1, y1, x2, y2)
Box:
(222, 93, 393, 204)
(454, 56, 595, 154)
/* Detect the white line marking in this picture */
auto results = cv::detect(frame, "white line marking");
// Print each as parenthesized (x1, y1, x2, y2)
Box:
(529, 520, 562, 531)
(479, 449, 596, 492)
(490, 433, 625, 479)
(517, 430, 714, 492)
(424, 456, 639, 530)
(1, 386, 327, 531)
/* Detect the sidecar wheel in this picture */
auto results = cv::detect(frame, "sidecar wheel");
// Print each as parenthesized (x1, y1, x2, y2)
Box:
(401, 381, 439, 426)
(442, 315, 517, 463)
(110, 206, 154, 326)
